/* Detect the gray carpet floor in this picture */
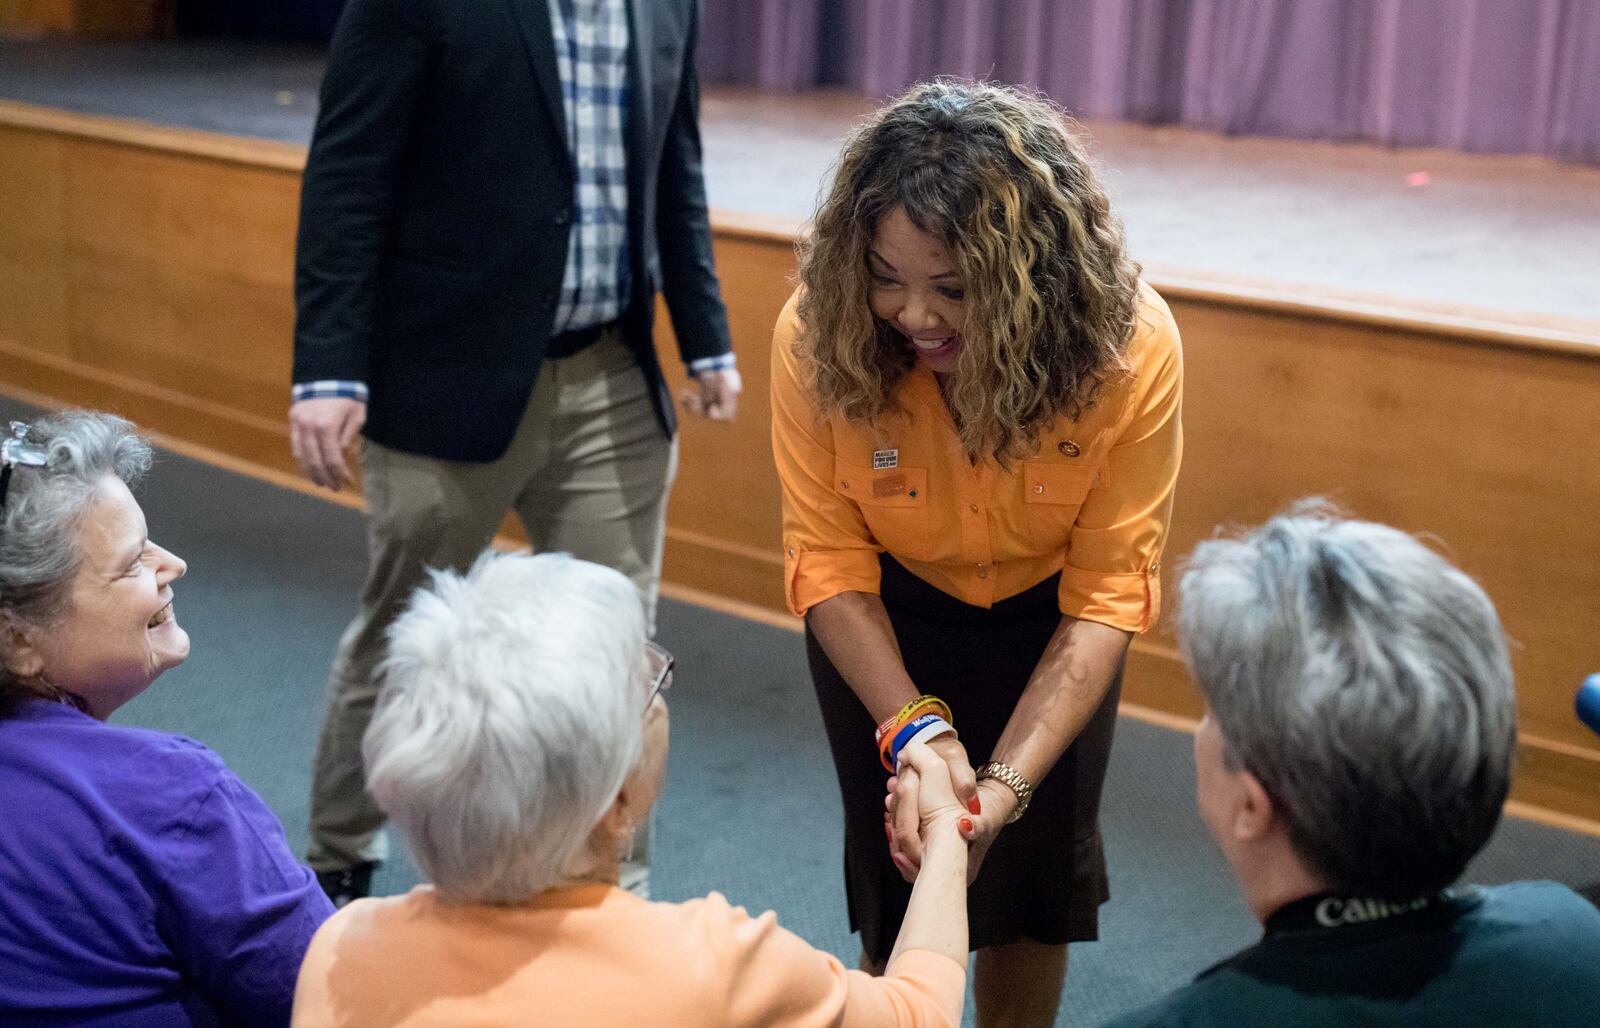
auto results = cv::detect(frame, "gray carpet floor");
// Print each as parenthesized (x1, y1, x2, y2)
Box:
(3, 38, 1599, 329)
(2, 392, 1597, 1026)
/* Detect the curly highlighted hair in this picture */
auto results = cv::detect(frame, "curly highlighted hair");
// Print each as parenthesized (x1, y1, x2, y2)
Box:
(796, 80, 1142, 465)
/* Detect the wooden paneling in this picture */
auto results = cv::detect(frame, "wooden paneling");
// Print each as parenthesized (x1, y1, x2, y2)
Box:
(0, 0, 170, 38)
(1157, 294, 1600, 755)
(74, 0, 171, 37)
(0, 125, 70, 357)
(0, 105, 305, 476)
(1, 101, 1597, 830)
(653, 221, 798, 616)
(0, 0, 72, 35)
(63, 139, 299, 421)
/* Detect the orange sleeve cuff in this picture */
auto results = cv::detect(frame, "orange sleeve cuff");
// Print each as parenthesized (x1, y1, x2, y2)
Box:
(1057, 565, 1161, 634)
(785, 546, 882, 617)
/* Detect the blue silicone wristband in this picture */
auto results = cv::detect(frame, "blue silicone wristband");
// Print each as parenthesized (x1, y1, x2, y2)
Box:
(890, 713, 951, 768)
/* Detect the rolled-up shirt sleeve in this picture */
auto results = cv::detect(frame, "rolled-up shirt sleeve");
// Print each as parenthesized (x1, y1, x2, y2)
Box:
(771, 298, 883, 616)
(1060, 294, 1184, 632)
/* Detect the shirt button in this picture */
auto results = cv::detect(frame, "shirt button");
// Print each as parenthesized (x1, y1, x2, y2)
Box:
(840, 480, 849, 490)
(976, 564, 989, 579)
(786, 547, 795, 558)
(969, 503, 979, 514)
(1058, 440, 1082, 458)
(1033, 484, 1045, 494)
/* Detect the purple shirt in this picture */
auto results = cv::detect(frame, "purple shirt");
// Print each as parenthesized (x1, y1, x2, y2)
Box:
(0, 699, 334, 1026)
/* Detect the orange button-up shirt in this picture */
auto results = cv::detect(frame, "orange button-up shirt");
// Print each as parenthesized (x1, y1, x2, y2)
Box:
(772, 285, 1183, 633)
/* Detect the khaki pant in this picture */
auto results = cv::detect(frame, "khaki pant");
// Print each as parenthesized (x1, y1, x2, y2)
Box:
(307, 331, 675, 896)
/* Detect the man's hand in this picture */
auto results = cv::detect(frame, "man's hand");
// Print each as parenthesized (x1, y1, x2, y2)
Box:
(289, 397, 366, 492)
(677, 367, 741, 422)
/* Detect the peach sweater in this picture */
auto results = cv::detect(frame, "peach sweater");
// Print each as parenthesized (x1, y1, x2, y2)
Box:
(292, 884, 964, 1027)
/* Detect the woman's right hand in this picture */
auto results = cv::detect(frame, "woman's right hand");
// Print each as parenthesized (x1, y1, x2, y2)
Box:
(881, 742, 975, 973)
(924, 734, 979, 811)
(889, 741, 978, 881)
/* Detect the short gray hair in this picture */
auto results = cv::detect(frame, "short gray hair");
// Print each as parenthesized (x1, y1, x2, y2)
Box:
(0, 411, 152, 710)
(364, 551, 647, 902)
(1178, 501, 1516, 899)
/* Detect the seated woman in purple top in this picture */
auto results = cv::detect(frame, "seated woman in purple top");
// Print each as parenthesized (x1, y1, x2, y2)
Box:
(0, 411, 333, 1027)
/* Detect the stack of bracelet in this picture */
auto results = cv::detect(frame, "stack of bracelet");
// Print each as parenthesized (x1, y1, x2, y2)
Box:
(875, 694, 957, 772)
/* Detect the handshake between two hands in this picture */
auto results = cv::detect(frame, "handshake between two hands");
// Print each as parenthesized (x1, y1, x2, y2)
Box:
(885, 736, 1018, 885)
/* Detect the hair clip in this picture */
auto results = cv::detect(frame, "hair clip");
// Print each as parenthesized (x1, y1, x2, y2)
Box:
(0, 421, 48, 513)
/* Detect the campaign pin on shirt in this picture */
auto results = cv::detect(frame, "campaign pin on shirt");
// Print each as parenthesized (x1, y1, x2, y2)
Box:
(872, 449, 899, 470)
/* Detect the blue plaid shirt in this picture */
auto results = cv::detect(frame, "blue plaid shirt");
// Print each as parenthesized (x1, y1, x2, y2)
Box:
(293, 0, 732, 406)
(549, 0, 629, 334)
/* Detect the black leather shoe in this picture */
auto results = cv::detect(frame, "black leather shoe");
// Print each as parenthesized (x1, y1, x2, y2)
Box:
(316, 861, 377, 908)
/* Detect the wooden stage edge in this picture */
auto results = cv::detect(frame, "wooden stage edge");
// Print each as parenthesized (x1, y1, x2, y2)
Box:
(3, 96, 1597, 351)
(4, 99, 1599, 837)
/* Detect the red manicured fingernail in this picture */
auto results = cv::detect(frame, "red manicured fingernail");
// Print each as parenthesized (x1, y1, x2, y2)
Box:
(967, 796, 982, 815)
(959, 817, 974, 834)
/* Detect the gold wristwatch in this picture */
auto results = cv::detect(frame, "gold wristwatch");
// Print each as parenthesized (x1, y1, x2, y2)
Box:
(976, 761, 1033, 824)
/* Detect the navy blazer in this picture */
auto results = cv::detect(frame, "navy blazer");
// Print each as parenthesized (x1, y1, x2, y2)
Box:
(293, 0, 732, 461)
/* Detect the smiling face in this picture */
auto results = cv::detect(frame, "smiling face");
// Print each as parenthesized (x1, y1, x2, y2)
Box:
(867, 206, 967, 377)
(9, 476, 189, 718)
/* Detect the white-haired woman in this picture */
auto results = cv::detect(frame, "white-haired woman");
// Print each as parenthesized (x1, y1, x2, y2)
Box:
(0, 412, 333, 1026)
(292, 551, 974, 1026)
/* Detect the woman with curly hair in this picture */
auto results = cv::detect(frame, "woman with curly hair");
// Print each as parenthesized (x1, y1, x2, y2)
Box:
(771, 80, 1183, 1024)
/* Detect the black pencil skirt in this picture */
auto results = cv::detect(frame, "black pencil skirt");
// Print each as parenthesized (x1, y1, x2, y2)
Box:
(806, 554, 1122, 963)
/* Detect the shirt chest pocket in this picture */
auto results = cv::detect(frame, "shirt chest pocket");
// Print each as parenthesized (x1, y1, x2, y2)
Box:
(1015, 461, 1099, 555)
(834, 458, 932, 558)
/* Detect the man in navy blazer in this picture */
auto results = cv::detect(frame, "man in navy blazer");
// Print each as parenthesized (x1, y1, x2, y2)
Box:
(290, 0, 738, 905)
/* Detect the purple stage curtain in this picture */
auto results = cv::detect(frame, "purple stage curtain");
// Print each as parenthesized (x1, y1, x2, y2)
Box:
(700, 0, 822, 92)
(698, 0, 1600, 163)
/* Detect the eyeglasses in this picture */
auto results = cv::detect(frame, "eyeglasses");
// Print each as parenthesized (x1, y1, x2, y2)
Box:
(0, 422, 47, 514)
(644, 639, 674, 711)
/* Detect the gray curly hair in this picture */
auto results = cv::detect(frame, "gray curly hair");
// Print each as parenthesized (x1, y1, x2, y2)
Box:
(0, 411, 153, 713)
